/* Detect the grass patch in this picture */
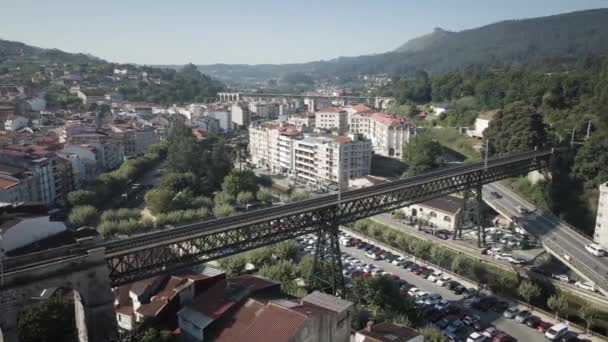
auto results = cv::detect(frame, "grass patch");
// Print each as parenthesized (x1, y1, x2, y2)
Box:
(428, 127, 481, 162)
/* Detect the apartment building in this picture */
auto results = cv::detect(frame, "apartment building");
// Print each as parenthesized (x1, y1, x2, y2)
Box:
(249, 121, 302, 174)
(351, 112, 421, 158)
(287, 113, 315, 131)
(293, 133, 372, 190)
(231, 103, 250, 128)
(315, 107, 348, 134)
(0, 163, 35, 203)
(68, 133, 124, 170)
(110, 125, 159, 157)
(0, 152, 56, 206)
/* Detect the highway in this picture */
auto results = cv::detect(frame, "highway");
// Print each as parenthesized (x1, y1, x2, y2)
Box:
(483, 182, 608, 294)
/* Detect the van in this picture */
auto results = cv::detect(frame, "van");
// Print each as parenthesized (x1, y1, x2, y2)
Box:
(545, 323, 568, 340)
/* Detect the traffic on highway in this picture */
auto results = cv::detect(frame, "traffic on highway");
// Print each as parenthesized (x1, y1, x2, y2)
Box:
(297, 231, 591, 342)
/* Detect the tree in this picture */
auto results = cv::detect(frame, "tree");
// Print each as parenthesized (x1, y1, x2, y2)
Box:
(67, 190, 97, 207)
(236, 191, 255, 204)
(574, 132, 608, 189)
(517, 280, 541, 307)
(451, 255, 471, 277)
(298, 255, 315, 280)
(472, 262, 488, 288)
(579, 305, 598, 334)
(351, 277, 417, 323)
(350, 306, 372, 330)
(484, 101, 548, 157)
(68, 205, 98, 227)
(145, 189, 175, 214)
(248, 248, 274, 268)
(274, 240, 299, 261)
(256, 189, 273, 204)
(213, 204, 237, 218)
(18, 297, 77, 342)
(222, 170, 259, 197)
(218, 255, 247, 275)
(403, 135, 444, 176)
(547, 294, 568, 321)
(430, 245, 451, 268)
(139, 328, 178, 342)
(214, 191, 235, 205)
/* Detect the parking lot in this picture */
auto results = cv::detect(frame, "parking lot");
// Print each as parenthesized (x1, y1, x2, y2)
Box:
(296, 231, 591, 342)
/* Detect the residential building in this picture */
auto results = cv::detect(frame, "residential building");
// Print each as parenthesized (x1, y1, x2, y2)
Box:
(287, 113, 316, 131)
(400, 195, 463, 231)
(110, 125, 159, 157)
(0, 163, 35, 203)
(73, 88, 106, 105)
(231, 103, 250, 128)
(355, 321, 424, 342)
(0, 104, 15, 127)
(205, 110, 231, 132)
(68, 133, 124, 171)
(293, 133, 372, 190)
(0, 151, 56, 206)
(4, 115, 29, 131)
(61, 145, 99, 181)
(467, 110, 498, 139)
(192, 116, 221, 134)
(0, 215, 68, 254)
(315, 107, 348, 134)
(351, 112, 421, 158)
(249, 121, 301, 174)
(56, 151, 86, 190)
(594, 182, 608, 248)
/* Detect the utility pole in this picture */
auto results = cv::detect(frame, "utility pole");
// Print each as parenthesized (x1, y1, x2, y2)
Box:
(484, 139, 489, 170)
(570, 126, 576, 147)
(586, 120, 592, 140)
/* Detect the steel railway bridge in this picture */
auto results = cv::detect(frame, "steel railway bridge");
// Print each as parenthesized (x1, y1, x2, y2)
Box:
(4, 148, 559, 296)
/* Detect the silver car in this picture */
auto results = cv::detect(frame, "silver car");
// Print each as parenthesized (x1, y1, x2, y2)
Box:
(503, 307, 519, 319)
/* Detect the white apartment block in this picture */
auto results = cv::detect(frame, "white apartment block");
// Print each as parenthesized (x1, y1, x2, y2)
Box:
(287, 113, 315, 131)
(351, 112, 421, 158)
(249, 121, 372, 190)
(315, 108, 348, 134)
(594, 182, 608, 248)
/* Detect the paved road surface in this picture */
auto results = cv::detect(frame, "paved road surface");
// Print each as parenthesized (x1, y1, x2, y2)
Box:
(483, 182, 608, 294)
(341, 242, 548, 342)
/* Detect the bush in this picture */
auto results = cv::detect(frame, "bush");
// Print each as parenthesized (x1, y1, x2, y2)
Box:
(214, 191, 235, 205)
(236, 191, 255, 204)
(67, 190, 97, 207)
(68, 205, 97, 227)
(100, 208, 141, 222)
(145, 189, 176, 214)
(256, 189, 273, 204)
(289, 191, 310, 202)
(213, 204, 237, 218)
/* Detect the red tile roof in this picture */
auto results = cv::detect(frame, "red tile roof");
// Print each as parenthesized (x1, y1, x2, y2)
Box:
(238, 303, 307, 342)
(370, 112, 410, 127)
(334, 135, 353, 144)
(352, 103, 374, 113)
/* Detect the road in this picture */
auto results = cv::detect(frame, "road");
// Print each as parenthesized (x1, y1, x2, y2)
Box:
(483, 182, 608, 294)
(340, 240, 548, 342)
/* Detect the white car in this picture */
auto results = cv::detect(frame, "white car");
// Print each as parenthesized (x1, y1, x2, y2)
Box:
(427, 272, 443, 282)
(552, 274, 569, 282)
(575, 281, 597, 292)
(392, 256, 406, 265)
(467, 332, 487, 342)
(365, 251, 380, 260)
(508, 257, 526, 265)
(434, 299, 450, 310)
(494, 253, 513, 261)
(585, 243, 606, 257)
(481, 327, 498, 338)
(517, 205, 529, 214)
(408, 287, 421, 297)
(436, 275, 452, 286)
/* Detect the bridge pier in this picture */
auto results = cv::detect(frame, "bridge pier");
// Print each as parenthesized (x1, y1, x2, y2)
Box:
(309, 222, 345, 297)
(0, 248, 117, 342)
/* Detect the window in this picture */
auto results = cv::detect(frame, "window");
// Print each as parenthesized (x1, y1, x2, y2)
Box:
(444, 216, 451, 222)
(429, 211, 437, 218)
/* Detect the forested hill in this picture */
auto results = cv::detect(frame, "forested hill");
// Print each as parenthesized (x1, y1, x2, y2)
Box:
(197, 9, 608, 81)
(0, 38, 103, 65)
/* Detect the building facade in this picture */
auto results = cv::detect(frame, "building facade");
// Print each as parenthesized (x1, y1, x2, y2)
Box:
(594, 182, 608, 248)
(351, 112, 421, 158)
(315, 108, 348, 134)
(400, 195, 463, 231)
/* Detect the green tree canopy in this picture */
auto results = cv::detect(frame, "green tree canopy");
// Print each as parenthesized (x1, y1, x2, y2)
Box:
(18, 297, 77, 342)
(67, 190, 97, 207)
(403, 135, 444, 176)
(68, 205, 98, 227)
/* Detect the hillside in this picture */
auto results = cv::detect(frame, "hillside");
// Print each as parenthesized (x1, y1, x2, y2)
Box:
(197, 8, 608, 81)
(0, 38, 103, 65)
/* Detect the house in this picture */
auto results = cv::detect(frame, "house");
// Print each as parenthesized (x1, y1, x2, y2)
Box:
(401, 195, 463, 231)
(178, 280, 353, 342)
(355, 321, 424, 342)
(467, 110, 499, 139)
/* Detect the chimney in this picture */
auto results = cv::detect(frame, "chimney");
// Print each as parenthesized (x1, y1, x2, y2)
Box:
(366, 321, 375, 332)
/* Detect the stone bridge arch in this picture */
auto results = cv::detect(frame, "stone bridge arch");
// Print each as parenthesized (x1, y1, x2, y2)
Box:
(0, 248, 117, 342)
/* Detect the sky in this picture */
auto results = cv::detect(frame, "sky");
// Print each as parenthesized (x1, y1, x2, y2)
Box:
(1, 0, 607, 65)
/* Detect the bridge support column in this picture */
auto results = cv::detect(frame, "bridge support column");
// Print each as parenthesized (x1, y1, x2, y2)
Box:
(476, 183, 486, 248)
(309, 223, 345, 297)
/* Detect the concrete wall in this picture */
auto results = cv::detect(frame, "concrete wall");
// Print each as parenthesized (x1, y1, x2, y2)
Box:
(0, 248, 117, 342)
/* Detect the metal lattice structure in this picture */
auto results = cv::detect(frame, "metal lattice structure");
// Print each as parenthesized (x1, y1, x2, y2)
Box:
(99, 149, 555, 292)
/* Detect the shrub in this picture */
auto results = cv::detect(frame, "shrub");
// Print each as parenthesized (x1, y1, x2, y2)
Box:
(68, 205, 97, 227)
(256, 189, 273, 204)
(67, 190, 97, 207)
(214, 204, 237, 218)
(236, 191, 255, 204)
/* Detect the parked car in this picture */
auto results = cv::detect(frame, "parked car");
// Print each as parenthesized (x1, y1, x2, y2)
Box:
(407, 287, 421, 297)
(437, 275, 452, 286)
(492, 301, 509, 313)
(446, 281, 460, 290)
(434, 299, 450, 311)
(413, 266, 427, 275)
(503, 307, 519, 319)
(401, 260, 413, 269)
(453, 285, 467, 295)
(552, 274, 570, 282)
(406, 263, 420, 271)
(474, 297, 497, 311)
(525, 315, 541, 328)
(463, 288, 478, 298)
(492, 332, 515, 342)
(424, 293, 443, 306)
(537, 321, 553, 333)
(445, 320, 464, 334)
(545, 323, 568, 340)
(428, 271, 443, 282)
(490, 191, 502, 199)
(421, 268, 435, 278)
(481, 327, 498, 338)
(515, 310, 532, 323)
(463, 315, 481, 326)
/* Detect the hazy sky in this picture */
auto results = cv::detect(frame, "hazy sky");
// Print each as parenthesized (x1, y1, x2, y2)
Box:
(1, 0, 607, 65)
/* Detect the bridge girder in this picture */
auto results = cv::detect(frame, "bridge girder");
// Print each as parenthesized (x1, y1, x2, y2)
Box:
(104, 150, 552, 288)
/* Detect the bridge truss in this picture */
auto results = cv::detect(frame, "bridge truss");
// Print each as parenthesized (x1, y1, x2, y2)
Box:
(103, 150, 555, 294)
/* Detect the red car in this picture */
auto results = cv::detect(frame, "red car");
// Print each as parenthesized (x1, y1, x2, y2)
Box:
(413, 266, 428, 275)
(492, 332, 514, 342)
(537, 321, 552, 333)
